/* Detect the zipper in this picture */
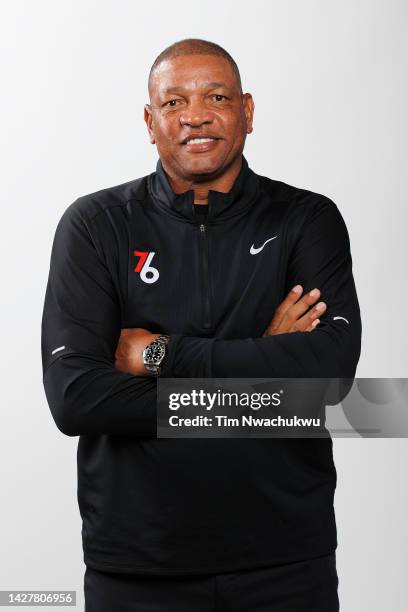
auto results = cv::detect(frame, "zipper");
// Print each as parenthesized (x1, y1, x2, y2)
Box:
(199, 222, 212, 329)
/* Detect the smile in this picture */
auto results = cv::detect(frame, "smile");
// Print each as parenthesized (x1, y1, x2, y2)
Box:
(185, 137, 216, 145)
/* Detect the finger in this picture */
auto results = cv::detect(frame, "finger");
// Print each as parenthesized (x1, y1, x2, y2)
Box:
(295, 301, 327, 331)
(304, 318, 320, 332)
(282, 289, 325, 325)
(270, 286, 321, 332)
(269, 285, 304, 331)
(269, 297, 326, 335)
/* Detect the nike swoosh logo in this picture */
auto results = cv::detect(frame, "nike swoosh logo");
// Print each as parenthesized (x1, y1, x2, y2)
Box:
(250, 235, 278, 255)
(51, 345, 65, 355)
(333, 316, 350, 324)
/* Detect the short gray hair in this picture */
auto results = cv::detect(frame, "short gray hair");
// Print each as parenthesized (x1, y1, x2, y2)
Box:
(148, 38, 242, 94)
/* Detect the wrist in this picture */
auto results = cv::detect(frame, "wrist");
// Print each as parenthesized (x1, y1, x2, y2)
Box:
(142, 334, 170, 376)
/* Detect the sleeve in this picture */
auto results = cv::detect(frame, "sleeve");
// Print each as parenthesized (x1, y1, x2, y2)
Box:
(159, 197, 362, 379)
(41, 200, 159, 437)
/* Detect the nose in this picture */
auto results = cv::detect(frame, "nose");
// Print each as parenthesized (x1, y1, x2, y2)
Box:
(179, 97, 213, 127)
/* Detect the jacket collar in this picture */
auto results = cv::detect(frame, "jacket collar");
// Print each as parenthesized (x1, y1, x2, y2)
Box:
(147, 155, 260, 223)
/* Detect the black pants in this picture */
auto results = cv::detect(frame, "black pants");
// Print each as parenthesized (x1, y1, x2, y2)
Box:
(84, 552, 339, 611)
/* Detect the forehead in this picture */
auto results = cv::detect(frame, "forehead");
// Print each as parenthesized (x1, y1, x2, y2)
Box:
(149, 54, 238, 97)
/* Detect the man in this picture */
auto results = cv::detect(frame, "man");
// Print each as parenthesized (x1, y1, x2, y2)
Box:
(41, 38, 361, 611)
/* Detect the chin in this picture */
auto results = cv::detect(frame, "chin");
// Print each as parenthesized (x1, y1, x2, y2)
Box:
(180, 154, 225, 180)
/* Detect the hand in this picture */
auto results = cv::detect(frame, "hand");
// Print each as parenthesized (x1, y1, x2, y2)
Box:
(263, 286, 327, 336)
(115, 328, 161, 376)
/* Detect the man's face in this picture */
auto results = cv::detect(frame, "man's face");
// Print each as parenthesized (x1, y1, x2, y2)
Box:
(145, 54, 254, 182)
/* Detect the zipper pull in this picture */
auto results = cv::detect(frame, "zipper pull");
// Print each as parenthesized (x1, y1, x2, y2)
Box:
(200, 224, 206, 233)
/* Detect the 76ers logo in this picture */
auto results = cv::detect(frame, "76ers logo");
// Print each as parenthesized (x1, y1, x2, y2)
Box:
(133, 250, 159, 284)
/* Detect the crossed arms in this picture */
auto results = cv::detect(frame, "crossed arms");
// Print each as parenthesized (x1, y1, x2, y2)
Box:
(41, 196, 361, 437)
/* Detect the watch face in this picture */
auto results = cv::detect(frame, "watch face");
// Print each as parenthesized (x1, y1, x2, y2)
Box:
(144, 342, 165, 365)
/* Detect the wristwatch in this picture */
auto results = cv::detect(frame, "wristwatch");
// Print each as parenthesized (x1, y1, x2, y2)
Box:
(142, 334, 170, 376)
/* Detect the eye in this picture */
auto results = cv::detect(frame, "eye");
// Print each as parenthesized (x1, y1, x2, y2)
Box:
(164, 99, 182, 107)
(212, 94, 228, 102)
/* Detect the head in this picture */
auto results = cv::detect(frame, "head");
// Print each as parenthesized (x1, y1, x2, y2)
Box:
(144, 39, 254, 183)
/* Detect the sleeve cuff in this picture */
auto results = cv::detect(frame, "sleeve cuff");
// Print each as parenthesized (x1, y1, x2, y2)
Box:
(159, 333, 184, 377)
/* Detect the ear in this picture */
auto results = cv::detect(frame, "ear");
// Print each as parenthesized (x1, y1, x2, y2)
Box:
(242, 93, 255, 134)
(144, 104, 155, 144)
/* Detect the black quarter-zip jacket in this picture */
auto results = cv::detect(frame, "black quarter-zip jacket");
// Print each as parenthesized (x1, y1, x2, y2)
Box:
(41, 156, 362, 575)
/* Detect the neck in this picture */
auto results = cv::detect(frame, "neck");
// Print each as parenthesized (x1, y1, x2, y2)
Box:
(164, 156, 243, 205)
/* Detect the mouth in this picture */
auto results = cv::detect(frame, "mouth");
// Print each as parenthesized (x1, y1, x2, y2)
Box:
(181, 133, 221, 144)
(181, 135, 222, 152)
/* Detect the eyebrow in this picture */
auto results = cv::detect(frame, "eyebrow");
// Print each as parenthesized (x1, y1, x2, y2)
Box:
(162, 82, 227, 95)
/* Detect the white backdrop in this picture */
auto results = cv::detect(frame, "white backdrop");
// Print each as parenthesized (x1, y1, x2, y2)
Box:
(1, 1, 407, 610)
